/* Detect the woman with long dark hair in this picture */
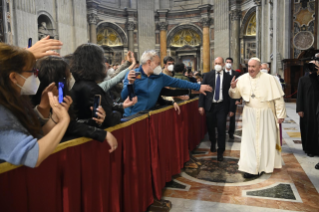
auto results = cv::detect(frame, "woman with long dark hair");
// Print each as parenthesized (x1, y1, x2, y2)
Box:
(70, 43, 137, 128)
(32, 56, 117, 151)
(0, 43, 70, 167)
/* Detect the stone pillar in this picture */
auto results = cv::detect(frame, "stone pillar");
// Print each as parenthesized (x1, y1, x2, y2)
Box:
(202, 18, 211, 73)
(230, 9, 241, 70)
(137, 0, 156, 58)
(254, 0, 262, 58)
(157, 9, 169, 66)
(126, 22, 135, 51)
(213, 0, 230, 59)
(198, 4, 212, 73)
(158, 22, 168, 67)
(88, 13, 98, 44)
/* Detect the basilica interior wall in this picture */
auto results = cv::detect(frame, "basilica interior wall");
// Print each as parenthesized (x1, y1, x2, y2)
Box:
(6, 0, 87, 56)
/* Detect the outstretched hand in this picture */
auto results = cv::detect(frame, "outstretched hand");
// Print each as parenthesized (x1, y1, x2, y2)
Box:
(28, 36, 63, 59)
(199, 84, 213, 96)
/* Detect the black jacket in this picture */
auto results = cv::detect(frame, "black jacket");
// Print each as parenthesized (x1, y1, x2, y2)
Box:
(72, 80, 122, 128)
(198, 70, 235, 113)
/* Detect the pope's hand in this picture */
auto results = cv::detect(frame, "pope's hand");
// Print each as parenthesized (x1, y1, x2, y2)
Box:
(199, 85, 213, 96)
(231, 76, 238, 89)
(278, 118, 284, 124)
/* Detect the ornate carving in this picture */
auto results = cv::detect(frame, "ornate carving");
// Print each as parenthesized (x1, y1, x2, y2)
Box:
(158, 22, 168, 31)
(245, 13, 256, 36)
(97, 27, 123, 47)
(230, 10, 242, 21)
(293, 31, 314, 51)
(253, 0, 262, 6)
(126, 21, 135, 31)
(201, 17, 211, 27)
(87, 13, 98, 25)
(38, 22, 51, 40)
(171, 29, 201, 47)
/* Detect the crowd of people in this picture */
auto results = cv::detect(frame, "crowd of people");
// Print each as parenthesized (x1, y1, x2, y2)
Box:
(0, 35, 318, 182)
(0, 37, 212, 168)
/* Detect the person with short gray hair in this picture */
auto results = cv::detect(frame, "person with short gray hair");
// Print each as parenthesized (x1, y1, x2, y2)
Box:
(121, 50, 213, 117)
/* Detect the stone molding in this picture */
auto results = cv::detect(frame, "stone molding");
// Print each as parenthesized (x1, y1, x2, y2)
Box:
(230, 9, 242, 21)
(126, 21, 135, 31)
(158, 21, 168, 31)
(201, 17, 211, 28)
(87, 13, 98, 25)
(253, 0, 262, 7)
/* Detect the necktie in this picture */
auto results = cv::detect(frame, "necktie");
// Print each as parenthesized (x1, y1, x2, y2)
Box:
(215, 72, 220, 101)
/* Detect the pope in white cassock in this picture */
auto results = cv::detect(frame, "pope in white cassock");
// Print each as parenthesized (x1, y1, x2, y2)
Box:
(229, 58, 286, 178)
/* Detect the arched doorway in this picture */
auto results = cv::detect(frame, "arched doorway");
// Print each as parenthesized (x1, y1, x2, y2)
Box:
(96, 22, 128, 65)
(167, 24, 203, 72)
(37, 12, 56, 40)
(240, 7, 257, 69)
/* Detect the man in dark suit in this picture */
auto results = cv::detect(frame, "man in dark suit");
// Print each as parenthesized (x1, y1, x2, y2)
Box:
(225, 57, 240, 139)
(198, 57, 236, 161)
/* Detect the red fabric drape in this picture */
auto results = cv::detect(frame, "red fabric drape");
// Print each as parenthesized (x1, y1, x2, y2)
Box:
(149, 100, 207, 199)
(0, 99, 206, 212)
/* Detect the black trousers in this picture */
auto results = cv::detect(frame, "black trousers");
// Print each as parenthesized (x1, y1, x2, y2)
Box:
(206, 102, 227, 154)
(228, 104, 237, 136)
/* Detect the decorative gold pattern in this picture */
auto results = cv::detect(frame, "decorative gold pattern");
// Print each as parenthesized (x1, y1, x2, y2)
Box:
(245, 13, 256, 36)
(171, 29, 201, 47)
(97, 28, 123, 47)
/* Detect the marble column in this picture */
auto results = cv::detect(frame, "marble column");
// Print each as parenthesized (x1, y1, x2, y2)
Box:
(254, 0, 262, 58)
(126, 22, 135, 51)
(158, 22, 168, 67)
(202, 18, 211, 73)
(230, 9, 241, 70)
(88, 13, 98, 44)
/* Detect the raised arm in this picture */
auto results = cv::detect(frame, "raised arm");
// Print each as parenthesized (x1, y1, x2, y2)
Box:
(229, 76, 242, 99)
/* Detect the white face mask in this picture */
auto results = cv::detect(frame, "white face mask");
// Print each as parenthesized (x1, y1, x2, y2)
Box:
(215, 65, 222, 72)
(153, 65, 162, 75)
(261, 69, 268, 73)
(197, 81, 201, 84)
(69, 74, 75, 90)
(225, 63, 232, 69)
(16, 74, 40, 95)
(167, 64, 174, 72)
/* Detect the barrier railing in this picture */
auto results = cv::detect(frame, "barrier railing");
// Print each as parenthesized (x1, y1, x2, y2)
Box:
(0, 98, 206, 212)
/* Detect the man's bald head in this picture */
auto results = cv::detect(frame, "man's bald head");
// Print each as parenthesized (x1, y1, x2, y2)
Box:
(248, 57, 261, 78)
(214, 57, 225, 67)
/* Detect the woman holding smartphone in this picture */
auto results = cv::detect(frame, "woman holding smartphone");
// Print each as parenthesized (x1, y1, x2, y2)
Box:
(0, 43, 71, 167)
(32, 56, 117, 152)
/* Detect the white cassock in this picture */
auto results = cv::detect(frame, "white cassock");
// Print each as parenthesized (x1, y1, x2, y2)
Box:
(229, 72, 286, 175)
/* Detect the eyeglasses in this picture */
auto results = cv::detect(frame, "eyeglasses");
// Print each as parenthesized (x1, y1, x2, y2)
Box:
(22, 68, 39, 77)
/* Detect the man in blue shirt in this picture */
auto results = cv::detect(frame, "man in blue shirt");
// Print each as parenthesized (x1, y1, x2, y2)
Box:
(121, 50, 213, 117)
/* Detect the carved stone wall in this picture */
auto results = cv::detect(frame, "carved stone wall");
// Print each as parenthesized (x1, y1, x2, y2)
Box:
(0, 0, 4, 43)
(8, 0, 87, 55)
(292, 0, 317, 58)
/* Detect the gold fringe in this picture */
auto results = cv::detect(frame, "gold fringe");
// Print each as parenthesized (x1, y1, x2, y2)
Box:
(0, 99, 199, 174)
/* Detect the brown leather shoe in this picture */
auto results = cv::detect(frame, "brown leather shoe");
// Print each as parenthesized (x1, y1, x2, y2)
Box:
(184, 160, 199, 169)
(152, 199, 172, 209)
(147, 204, 169, 212)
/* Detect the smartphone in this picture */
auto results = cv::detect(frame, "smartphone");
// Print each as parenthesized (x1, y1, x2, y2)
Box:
(58, 78, 65, 104)
(28, 38, 32, 48)
(135, 72, 141, 79)
(128, 84, 135, 101)
(92, 95, 101, 118)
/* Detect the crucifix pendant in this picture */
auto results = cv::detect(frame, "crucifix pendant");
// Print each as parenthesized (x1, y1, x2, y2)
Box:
(251, 94, 256, 98)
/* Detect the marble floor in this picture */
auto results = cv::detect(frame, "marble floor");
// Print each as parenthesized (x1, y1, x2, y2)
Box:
(163, 103, 319, 212)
